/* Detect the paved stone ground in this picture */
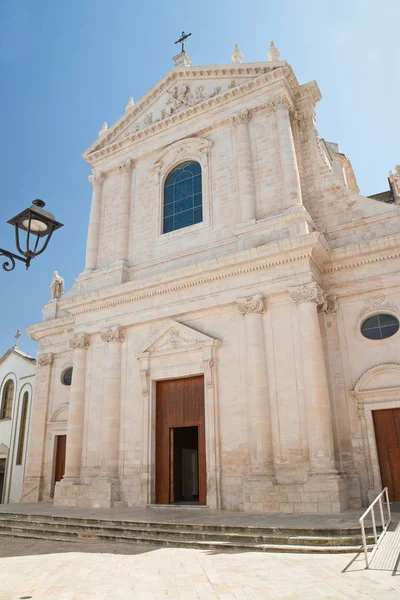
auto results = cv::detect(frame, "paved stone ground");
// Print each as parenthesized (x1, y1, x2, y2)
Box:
(0, 537, 399, 600)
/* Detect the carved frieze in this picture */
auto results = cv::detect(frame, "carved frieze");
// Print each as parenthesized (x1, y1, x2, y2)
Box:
(237, 294, 265, 316)
(154, 327, 198, 351)
(69, 333, 90, 350)
(289, 282, 325, 306)
(359, 294, 399, 319)
(100, 325, 125, 343)
(37, 353, 53, 367)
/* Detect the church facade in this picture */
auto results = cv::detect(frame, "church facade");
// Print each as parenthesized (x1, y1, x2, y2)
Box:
(22, 42, 400, 513)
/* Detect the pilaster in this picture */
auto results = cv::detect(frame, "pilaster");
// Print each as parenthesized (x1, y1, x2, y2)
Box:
(85, 172, 105, 271)
(233, 109, 256, 226)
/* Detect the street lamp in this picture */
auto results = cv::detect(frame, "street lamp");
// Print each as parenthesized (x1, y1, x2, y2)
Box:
(0, 199, 64, 272)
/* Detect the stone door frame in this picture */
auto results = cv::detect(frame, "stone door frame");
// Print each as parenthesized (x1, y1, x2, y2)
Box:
(353, 363, 400, 502)
(137, 320, 221, 509)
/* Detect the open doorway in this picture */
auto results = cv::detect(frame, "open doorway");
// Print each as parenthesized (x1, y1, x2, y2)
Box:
(171, 426, 199, 504)
(0, 458, 5, 503)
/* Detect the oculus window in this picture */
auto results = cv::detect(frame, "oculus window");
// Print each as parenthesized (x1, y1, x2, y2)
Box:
(361, 314, 399, 340)
(163, 161, 202, 234)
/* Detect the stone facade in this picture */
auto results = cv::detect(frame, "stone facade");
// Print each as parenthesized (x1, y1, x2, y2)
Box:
(22, 45, 400, 513)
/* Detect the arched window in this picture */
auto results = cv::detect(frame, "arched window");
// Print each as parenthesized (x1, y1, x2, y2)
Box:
(16, 392, 29, 465)
(163, 161, 202, 234)
(1, 380, 14, 420)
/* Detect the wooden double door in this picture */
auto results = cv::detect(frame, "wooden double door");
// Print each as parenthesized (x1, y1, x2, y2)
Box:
(373, 408, 400, 501)
(156, 376, 206, 505)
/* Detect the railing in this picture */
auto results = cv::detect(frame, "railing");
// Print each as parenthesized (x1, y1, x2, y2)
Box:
(359, 487, 391, 569)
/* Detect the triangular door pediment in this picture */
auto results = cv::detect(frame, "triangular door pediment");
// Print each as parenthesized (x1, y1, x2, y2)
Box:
(0, 443, 9, 456)
(139, 320, 219, 356)
(84, 62, 285, 160)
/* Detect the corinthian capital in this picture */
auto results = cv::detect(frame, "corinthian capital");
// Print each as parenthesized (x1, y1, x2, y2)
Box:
(118, 160, 134, 175)
(88, 172, 105, 186)
(37, 353, 53, 367)
(69, 333, 90, 350)
(100, 325, 125, 343)
(289, 282, 324, 306)
(267, 94, 295, 114)
(237, 293, 265, 316)
(233, 108, 251, 126)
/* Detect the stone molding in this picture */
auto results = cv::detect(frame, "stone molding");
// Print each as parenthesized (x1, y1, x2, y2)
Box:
(118, 160, 134, 175)
(37, 353, 53, 367)
(69, 333, 90, 350)
(88, 172, 105, 186)
(237, 294, 265, 315)
(100, 325, 125, 343)
(232, 109, 251, 125)
(203, 359, 215, 388)
(289, 282, 324, 306)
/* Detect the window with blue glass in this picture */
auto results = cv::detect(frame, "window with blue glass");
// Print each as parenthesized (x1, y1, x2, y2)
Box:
(163, 161, 203, 234)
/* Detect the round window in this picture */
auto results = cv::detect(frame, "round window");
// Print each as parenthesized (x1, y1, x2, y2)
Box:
(361, 314, 399, 340)
(61, 367, 73, 386)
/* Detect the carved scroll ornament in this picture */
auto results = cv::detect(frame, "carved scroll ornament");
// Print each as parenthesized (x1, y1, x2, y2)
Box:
(237, 293, 265, 316)
(289, 282, 325, 306)
(100, 325, 125, 343)
(69, 333, 90, 350)
(37, 353, 53, 367)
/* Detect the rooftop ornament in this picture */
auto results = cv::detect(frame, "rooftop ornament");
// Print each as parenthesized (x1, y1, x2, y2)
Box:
(0, 199, 63, 272)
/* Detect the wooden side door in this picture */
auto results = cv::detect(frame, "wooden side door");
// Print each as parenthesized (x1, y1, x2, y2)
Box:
(156, 376, 206, 505)
(55, 435, 66, 483)
(373, 409, 400, 501)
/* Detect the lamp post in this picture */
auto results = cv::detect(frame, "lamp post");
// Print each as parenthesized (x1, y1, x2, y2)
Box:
(0, 199, 63, 272)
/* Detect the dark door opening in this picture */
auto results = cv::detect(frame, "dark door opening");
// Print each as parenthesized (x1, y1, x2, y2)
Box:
(373, 409, 400, 501)
(171, 426, 199, 504)
(0, 458, 5, 503)
(51, 435, 66, 498)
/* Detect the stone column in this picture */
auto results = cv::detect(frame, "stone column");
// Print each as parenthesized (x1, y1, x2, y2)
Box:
(237, 294, 273, 474)
(289, 282, 336, 473)
(233, 109, 256, 225)
(115, 160, 133, 263)
(85, 172, 105, 271)
(100, 325, 124, 477)
(20, 353, 53, 502)
(273, 96, 302, 209)
(63, 333, 90, 481)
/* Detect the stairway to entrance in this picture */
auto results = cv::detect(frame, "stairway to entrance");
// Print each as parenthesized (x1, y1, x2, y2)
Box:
(0, 503, 380, 554)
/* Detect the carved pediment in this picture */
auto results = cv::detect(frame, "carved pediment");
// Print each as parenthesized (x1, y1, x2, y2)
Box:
(83, 62, 286, 162)
(0, 443, 9, 457)
(139, 320, 220, 356)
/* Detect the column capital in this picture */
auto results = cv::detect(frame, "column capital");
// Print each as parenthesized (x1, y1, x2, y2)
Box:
(69, 333, 90, 350)
(37, 353, 53, 367)
(88, 172, 105, 186)
(233, 108, 252, 126)
(237, 293, 265, 316)
(267, 93, 295, 115)
(100, 325, 125, 343)
(118, 160, 134, 175)
(289, 282, 324, 306)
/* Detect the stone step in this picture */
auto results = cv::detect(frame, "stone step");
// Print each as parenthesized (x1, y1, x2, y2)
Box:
(0, 519, 371, 547)
(0, 512, 370, 537)
(0, 528, 366, 554)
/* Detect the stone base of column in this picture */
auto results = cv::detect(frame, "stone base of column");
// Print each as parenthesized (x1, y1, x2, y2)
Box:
(54, 477, 121, 508)
(20, 476, 44, 503)
(243, 473, 349, 514)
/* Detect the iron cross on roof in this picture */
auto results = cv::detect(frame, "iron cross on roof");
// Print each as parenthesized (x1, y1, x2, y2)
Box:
(175, 31, 192, 53)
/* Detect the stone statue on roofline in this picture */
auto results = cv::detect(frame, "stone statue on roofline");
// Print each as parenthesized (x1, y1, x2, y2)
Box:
(50, 271, 65, 300)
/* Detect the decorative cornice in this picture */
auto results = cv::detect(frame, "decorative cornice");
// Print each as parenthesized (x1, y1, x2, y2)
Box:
(289, 282, 325, 306)
(69, 333, 90, 350)
(233, 108, 251, 125)
(88, 172, 105, 186)
(100, 325, 125, 343)
(237, 293, 265, 315)
(37, 353, 53, 367)
(84, 67, 293, 164)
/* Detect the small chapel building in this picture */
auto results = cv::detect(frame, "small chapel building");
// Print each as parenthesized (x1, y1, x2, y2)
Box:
(22, 41, 400, 513)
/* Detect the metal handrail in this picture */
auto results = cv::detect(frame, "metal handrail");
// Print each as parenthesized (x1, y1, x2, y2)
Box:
(359, 487, 391, 569)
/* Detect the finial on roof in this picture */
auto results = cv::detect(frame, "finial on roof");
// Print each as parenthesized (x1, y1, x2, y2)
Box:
(268, 40, 280, 62)
(232, 44, 243, 64)
(99, 122, 108, 137)
(126, 97, 135, 111)
(13, 329, 21, 349)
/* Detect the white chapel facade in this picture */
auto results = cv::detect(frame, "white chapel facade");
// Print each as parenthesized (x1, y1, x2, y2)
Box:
(22, 42, 400, 513)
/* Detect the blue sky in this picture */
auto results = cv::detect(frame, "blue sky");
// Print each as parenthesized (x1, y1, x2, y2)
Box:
(0, 0, 399, 357)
